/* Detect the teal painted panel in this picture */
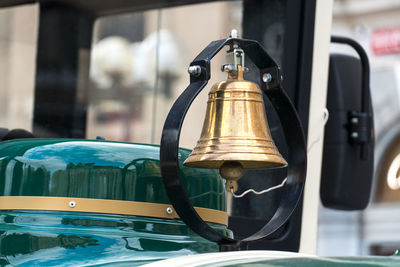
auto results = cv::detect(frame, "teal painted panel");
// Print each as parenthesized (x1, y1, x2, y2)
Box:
(0, 139, 225, 211)
(0, 210, 230, 266)
(0, 139, 232, 265)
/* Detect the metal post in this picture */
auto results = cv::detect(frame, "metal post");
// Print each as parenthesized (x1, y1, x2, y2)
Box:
(33, 3, 94, 138)
(229, 0, 317, 252)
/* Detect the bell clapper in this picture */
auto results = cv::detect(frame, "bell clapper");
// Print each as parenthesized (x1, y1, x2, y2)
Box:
(220, 161, 244, 193)
(219, 161, 244, 180)
(226, 180, 238, 193)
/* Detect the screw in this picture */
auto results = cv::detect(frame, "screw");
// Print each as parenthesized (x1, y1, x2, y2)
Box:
(351, 117, 359, 124)
(188, 65, 201, 77)
(351, 132, 359, 138)
(230, 29, 238, 38)
(166, 207, 173, 215)
(69, 201, 76, 208)
(262, 73, 273, 83)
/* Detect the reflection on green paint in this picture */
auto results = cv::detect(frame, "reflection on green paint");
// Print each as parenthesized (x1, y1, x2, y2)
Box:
(0, 139, 225, 211)
(0, 211, 229, 266)
(0, 139, 230, 265)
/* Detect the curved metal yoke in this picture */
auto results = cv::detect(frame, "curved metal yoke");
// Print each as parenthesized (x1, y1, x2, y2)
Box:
(160, 37, 307, 250)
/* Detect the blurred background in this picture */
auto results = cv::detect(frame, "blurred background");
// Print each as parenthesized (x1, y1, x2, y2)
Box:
(0, 0, 399, 257)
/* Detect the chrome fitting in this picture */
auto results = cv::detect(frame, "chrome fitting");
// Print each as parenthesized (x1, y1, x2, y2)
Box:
(188, 65, 202, 77)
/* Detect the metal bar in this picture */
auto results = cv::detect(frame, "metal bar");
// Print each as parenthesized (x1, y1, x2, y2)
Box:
(0, 196, 228, 225)
(238, 0, 318, 252)
(331, 35, 371, 115)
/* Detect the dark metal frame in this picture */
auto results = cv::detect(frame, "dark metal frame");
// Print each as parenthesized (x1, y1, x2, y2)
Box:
(159, 37, 307, 251)
(33, 3, 94, 138)
(237, 0, 317, 251)
(0, 0, 220, 16)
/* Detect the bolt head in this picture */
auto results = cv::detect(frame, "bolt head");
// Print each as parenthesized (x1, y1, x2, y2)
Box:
(262, 73, 273, 83)
(69, 201, 76, 208)
(188, 65, 201, 77)
(222, 64, 235, 72)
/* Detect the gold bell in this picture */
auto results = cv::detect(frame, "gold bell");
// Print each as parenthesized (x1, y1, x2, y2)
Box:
(184, 58, 287, 191)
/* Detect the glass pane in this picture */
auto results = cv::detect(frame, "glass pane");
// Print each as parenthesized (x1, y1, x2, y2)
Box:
(87, 1, 243, 150)
(0, 5, 37, 136)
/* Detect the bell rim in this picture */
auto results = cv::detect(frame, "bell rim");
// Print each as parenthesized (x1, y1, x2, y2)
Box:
(183, 153, 288, 170)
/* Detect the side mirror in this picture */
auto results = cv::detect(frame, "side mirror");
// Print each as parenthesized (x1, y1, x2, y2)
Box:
(320, 36, 374, 210)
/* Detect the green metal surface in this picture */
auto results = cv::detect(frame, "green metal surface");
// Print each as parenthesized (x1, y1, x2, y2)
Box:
(132, 251, 400, 267)
(0, 139, 225, 210)
(3, 139, 396, 266)
(0, 139, 229, 265)
(0, 210, 229, 266)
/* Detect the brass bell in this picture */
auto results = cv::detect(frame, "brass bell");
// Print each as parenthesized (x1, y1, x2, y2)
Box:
(184, 52, 287, 191)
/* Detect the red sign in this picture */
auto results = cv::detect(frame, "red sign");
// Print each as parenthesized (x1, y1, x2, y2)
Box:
(371, 26, 400, 56)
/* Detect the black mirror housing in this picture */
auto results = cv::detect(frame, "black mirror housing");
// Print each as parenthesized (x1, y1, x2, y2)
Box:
(320, 53, 374, 210)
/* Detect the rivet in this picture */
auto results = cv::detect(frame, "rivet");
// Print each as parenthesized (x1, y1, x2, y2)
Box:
(166, 207, 173, 215)
(69, 201, 76, 208)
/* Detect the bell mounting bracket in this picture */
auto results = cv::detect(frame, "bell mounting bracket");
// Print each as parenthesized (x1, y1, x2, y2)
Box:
(160, 37, 307, 251)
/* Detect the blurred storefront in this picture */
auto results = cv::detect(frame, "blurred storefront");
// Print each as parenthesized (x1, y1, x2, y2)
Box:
(318, 0, 400, 256)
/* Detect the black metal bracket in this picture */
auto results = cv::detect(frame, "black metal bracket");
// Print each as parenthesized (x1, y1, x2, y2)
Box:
(160, 37, 307, 250)
(331, 36, 374, 159)
(348, 111, 372, 144)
